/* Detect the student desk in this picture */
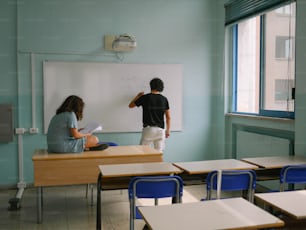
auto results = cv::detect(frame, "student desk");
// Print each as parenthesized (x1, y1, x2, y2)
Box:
(173, 159, 258, 175)
(255, 190, 306, 220)
(96, 162, 182, 230)
(241, 155, 306, 181)
(241, 156, 306, 169)
(32, 145, 163, 223)
(138, 197, 284, 230)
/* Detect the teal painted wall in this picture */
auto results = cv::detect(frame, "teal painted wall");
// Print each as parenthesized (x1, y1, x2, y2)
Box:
(294, 0, 306, 155)
(0, 0, 224, 186)
(3, 0, 305, 188)
(0, 2, 19, 185)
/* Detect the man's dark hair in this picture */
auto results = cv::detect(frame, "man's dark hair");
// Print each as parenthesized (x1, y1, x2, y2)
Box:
(150, 78, 164, 92)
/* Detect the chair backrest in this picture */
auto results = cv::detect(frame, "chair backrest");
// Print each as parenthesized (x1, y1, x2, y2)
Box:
(280, 164, 306, 191)
(128, 175, 183, 230)
(206, 170, 256, 202)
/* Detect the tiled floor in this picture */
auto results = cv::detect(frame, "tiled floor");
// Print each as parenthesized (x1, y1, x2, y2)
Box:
(0, 184, 205, 230)
(2, 184, 305, 230)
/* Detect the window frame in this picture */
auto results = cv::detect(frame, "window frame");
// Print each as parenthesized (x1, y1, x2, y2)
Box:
(231, 9, 295, 119)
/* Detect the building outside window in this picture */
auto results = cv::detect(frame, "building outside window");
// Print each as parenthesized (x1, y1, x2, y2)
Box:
(230, 1, 296, 118)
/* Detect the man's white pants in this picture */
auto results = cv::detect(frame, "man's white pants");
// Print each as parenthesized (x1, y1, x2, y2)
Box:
(140, 126, 165, 152)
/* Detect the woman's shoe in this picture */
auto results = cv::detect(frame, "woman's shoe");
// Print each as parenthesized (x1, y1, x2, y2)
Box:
(89, 143, 108, 151)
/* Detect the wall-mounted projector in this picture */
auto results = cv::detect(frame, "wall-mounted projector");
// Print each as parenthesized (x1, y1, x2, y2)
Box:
(112, 34, 136, 52)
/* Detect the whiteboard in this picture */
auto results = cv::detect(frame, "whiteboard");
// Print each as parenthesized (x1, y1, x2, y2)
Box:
(43, 61, 183, 133)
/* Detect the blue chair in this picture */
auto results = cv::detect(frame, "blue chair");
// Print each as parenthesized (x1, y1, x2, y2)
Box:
(280, 164, 306, 191)
(205, 170, 257, 202)
(128, 175, 183, 230)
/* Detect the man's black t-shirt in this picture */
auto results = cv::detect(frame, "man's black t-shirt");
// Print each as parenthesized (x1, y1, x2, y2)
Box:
(135, 93, 169, 129)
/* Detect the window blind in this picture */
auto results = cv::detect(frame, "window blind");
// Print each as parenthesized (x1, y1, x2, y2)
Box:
(225, 0, 294, 25)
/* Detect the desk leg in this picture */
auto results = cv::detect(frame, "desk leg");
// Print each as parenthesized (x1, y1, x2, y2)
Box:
(91, 184, 94, 206)
(96, 173, 102, 230)
(37, 187, 42, 223)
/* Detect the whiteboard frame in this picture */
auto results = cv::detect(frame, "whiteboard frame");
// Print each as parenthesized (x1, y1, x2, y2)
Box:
(43, 61, 183, 133)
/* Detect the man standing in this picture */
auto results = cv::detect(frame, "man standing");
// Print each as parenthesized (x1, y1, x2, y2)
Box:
(129, 78, 171, 152)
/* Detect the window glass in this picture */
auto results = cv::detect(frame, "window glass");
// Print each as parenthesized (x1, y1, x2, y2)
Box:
(236, 17, 260, 113)
(232, 2, 295, 118)
(263, 4, 295, 112)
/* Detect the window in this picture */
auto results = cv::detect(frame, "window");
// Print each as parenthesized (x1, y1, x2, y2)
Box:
(229, 1, 296, 118)
(275, 79, 294, 101)
(275, 36, 293, 59)
(275, 4, 293, 15)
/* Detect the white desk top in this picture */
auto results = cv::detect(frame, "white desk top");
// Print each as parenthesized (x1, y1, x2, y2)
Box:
(138, 198, 284, 230)
(99, 162, 182, 178)
(241, 156, 306, 169)
(255, 190, 306, 219)
(173, 159, 258, 174)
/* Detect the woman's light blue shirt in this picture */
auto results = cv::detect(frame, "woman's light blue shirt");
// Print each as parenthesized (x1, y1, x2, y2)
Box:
(47, 112, 85, 153)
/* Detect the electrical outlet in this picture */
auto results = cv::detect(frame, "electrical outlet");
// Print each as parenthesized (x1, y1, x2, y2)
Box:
(15, 128, 26, 134)
(29, 128, 39, 134)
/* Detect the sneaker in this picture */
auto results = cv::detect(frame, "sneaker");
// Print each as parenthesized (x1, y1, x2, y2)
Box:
(89, 143, 108, 151)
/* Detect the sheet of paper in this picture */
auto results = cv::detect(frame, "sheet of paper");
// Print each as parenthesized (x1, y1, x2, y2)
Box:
(80, 121, 102, 134)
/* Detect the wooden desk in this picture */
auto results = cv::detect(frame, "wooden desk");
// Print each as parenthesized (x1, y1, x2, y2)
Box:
(96, 162, 182, 230)
(32, 145, 163, 223)
(138, 197, 284, 230)
(173, 159, 258, 174)
(241, 156, 306, 181)
(241, 156, 306, 169)
(255, 190, 306, 220)
(33, 145, 163, 186)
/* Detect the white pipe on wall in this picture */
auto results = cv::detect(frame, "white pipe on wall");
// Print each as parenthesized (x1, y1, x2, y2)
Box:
(8, 0, 26, 210)
(31, 53, 36, 128)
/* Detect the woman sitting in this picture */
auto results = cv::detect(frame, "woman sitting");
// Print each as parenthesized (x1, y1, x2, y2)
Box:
(47, 95, 108, 153)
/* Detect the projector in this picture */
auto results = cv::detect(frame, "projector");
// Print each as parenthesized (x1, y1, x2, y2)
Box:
(112, 34, 136, 52)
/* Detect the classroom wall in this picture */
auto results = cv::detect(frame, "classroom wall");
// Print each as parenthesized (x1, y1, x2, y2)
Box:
(0, 2, 19, 186)
(3, 0, 304, 188)
(0, 0, 225, 186)
(294, 0, 306, 155)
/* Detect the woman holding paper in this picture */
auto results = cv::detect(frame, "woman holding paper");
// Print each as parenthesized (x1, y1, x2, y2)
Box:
(47, 95, 108, 153)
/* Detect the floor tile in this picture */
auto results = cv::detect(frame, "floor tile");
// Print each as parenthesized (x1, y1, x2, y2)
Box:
(0, 184, 205, 230)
